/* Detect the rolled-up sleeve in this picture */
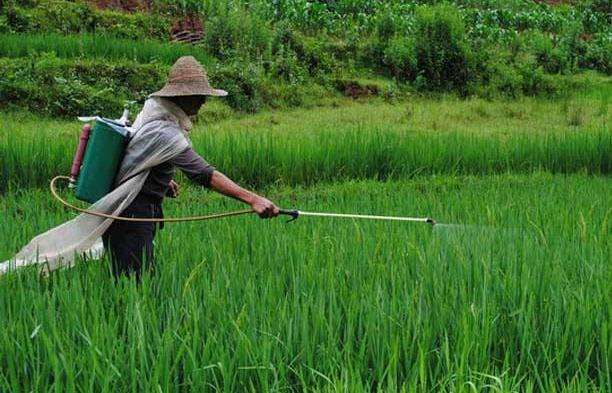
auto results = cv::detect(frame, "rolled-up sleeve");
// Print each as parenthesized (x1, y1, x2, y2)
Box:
(170, 147, 216, 188)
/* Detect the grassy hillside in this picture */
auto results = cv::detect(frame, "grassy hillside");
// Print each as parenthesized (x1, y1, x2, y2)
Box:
(1, 0, 609, 116)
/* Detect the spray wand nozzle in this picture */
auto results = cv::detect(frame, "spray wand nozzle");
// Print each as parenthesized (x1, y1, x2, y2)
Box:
(279, 209, 300, 222)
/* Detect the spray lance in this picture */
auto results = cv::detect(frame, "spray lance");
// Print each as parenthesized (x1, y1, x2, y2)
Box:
(54, 106, 436, 226)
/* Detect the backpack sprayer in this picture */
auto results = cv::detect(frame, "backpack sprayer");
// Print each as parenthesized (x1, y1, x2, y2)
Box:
(68, 107, 132, 203)
(51, 106, 436, 226)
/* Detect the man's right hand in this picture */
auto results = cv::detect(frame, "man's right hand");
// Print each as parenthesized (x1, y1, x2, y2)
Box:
(168, 180, 180, 198)
(208, 170, 280, 219)
(250, 196, 280, 218)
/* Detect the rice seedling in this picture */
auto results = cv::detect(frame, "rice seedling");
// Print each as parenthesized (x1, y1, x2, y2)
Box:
(0, 174, 609, 391)
(1, 96, 610, 193)
(0, 33, 215, 66)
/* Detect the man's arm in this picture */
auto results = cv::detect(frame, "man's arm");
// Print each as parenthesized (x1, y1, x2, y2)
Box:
(171, 147, 279, 218)
(209, 170, 280, 218)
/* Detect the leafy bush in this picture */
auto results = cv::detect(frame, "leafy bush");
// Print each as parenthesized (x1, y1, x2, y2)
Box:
(582, 33, 611, 74)
(382, 35, 416, 81)
(203, 5, 272, 59)
(375, 9, 402, 43)
(268, 45, 308, 84)
(209, 61, 266, 113)
(529, 31, 573, 74)
(91, 8, 170, 40)
(0, 54, 168, 117)
(0, 72, 125, 117)
(481, 50, 562, 98)
(515, 56, 561, 96)
(299, 35, 343, 77)
(411, 4, 474, 94)
(483, 61, 524, 98)
(270, 24, 340, 78)
(0, 52, 332, 117)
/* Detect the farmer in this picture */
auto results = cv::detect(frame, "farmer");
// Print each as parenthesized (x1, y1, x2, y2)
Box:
(102, 56, 279, 278)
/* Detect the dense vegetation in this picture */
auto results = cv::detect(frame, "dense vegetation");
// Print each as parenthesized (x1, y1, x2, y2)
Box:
(0, 0, 610, 116)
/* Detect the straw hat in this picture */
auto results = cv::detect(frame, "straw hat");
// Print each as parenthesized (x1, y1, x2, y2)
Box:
(150, 56, 227, 98)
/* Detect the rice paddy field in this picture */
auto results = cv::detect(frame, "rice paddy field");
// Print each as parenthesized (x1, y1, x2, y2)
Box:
(0, 87, 610, 391)
(0, 33, 215, 66)
(2, 84, 611, 191)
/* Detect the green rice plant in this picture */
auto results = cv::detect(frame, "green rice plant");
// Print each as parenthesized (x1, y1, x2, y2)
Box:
(1, 95, 610, 192)
(0, 33, 215, 66)
(2, 0, 172, 39)
(0, 174, 609, 390)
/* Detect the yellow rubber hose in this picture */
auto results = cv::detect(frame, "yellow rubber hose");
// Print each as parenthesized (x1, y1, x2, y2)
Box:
(50, 175, 255, 223)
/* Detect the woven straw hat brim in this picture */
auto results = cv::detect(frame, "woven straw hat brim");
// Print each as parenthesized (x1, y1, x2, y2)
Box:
(150, 82, 228, 98)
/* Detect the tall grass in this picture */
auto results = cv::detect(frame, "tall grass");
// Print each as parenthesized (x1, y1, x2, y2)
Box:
(0, 175, 609, 391)
(0, 33, 215, 66)
(1, 97, 610, 192)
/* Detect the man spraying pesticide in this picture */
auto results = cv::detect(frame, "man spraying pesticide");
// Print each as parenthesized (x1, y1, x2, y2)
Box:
(100, 57, 284, 278)
(1, 56, 435, 277)
(2, 56, 280, 278)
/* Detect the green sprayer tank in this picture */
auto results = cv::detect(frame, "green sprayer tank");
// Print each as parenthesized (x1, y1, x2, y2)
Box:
(74, 118, 130, 204)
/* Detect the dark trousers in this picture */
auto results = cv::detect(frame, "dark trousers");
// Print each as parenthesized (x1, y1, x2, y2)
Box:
(102, 195, 163, 280)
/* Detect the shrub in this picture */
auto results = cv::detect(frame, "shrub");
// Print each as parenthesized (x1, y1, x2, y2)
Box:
(480, 47, 563, 99)
(91, 8, 170, 40)
(211, 61, 265, 113)
(0, 73, 125, 117)
(582, 33, 611, 74)
(298, 35, 341, 77)
(268, 45, 308, 84)
(483, 60, 524, 99)
(0, 14, 9, 33)
(357, 33, 385, 72)
(270, 24, 340, 78)
(0, 54, 168, 117)
(515, 52, 563, 97)
(0, 52, 327, 117)
(203, 5, 272, 59)
(411, 4, 474, 94)
(382, 35, 416, 81)
(587, 0, 611, 15)
(529, 31, 573, 74)
(375, 9, 400, 44)
(258, 77, 307, 109)
(2, 3, 36, 32)
(31, 0, 93, 34)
